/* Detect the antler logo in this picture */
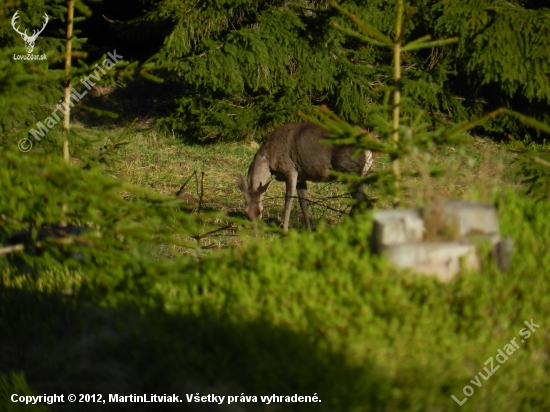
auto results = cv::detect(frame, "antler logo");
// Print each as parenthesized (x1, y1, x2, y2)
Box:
(12, 11, 49, 54)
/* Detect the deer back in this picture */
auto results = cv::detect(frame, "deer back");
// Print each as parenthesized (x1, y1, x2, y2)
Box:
(261, 123, 370, 182)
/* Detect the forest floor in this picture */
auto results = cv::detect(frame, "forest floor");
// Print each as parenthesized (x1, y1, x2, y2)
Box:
(92, 123, 524, 251)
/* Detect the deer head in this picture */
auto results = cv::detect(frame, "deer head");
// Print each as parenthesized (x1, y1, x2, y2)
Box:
(237, 173, 271, 222)
(12, 11, 49, 54)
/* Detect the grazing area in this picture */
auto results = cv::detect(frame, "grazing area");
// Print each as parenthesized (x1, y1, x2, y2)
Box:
(1, 0, 550, 411)
(105, 128, 520, 239)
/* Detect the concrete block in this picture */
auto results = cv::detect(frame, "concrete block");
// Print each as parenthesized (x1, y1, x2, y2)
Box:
(371, 201, 511, 280)
(440, 200, 500, 237)
(372, 209, 424, 250)
(382, 241, 480, 283)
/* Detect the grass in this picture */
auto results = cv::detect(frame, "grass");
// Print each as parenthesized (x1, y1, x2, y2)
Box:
(1, 188, 549, 412)
(100, 125, 522, 245)
(2, 121, 548, 412)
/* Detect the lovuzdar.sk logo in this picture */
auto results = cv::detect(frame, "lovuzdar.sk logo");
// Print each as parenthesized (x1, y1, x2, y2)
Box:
(11, 10, 49, 61)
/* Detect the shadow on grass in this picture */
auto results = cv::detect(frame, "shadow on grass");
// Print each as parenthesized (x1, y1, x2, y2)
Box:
(73, 76, 186, 129)
(0, 284, 389, 412)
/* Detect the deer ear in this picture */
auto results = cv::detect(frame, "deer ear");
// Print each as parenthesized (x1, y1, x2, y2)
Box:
(257, 180, 271, 195)
(237, 174, 247, 193)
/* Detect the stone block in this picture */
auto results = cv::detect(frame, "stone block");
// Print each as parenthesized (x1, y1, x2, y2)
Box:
(371, 201, 512, 281)
(440, 200, 500, 237)
(372, 209, 424, 250)
(382, 241, 480, 283)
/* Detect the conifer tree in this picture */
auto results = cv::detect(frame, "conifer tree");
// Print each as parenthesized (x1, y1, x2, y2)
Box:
(0, 0, 67, 149)
(1, 0, 169, 158)
(0, 1, 217, 277)
(110, 0, 550, 141)
(429, 0, 550, 138)
(112, 0, 388, 141)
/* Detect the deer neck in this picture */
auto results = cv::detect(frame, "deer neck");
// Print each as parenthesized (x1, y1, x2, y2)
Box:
(248, 153, 272, 192)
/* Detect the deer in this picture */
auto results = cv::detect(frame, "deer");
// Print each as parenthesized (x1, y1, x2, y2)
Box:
(237, 122, 376, 232)
(11, 11, 49, 54)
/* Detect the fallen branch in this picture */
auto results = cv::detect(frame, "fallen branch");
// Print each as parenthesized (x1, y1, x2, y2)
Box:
(533, 156, 550, 168)
(0, 244, 25, 256)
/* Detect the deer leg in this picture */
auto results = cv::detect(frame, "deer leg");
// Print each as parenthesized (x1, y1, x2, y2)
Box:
(349, 184, 366, 216)
(283, 172, 298, 232)
(296, 181, 312, 231)
(352, 184, 367, 201)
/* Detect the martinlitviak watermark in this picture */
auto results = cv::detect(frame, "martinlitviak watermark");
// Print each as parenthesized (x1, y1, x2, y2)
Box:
(451, 318, 540, 406)
(11, 11, 48, 60)
(18, 50, 123, 152)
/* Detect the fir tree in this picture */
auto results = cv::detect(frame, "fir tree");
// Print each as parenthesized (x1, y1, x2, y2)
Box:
(0, 1, 221, 278)
(108, 0, 550, 141)
(431, 0, 550, 138)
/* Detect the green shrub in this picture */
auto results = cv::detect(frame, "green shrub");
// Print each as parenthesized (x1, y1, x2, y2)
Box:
(156, 191, 550, 411)
(2, 190, 549, 411)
